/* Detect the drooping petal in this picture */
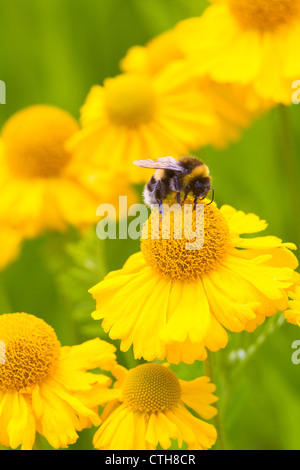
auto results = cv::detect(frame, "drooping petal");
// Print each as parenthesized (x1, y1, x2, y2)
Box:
(0, 391, 36, 450)
(165, 403, 217, 450)
(179, 376, 218, 420)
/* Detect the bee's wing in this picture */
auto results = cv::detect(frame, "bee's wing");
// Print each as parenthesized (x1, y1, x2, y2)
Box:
(133, 157, 186, 173)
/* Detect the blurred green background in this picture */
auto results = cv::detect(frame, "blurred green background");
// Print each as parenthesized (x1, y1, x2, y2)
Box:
(0, 0, 300, 450)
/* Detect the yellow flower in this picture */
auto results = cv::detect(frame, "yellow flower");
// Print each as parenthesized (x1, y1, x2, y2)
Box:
(90, 198, 299, 364)
(66, 65, 218, 184)
(176, 0, 300, 104)
(120, 27, 271, 149)
(120, 29, 185, 77)
(93, 363, 217, 450)
(0, 105, 136, 240)
(285, 286, 300, 326)
(0, 312, 116, 449)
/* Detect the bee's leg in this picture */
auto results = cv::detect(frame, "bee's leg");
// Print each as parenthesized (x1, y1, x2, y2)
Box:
(158, 200, 163, 225)
(173, 176, 181, 205)
(193, 195, 200, 211)
(181, 189, 190, 206)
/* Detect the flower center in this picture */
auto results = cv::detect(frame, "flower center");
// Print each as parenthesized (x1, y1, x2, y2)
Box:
(1, 105, 79, 178)
(0, 313, 60, 392)
(122, 364, 181, 414)
(141, 198, 231, 282)
(104, 74, 157, 126)
(228, 0, 300, 31)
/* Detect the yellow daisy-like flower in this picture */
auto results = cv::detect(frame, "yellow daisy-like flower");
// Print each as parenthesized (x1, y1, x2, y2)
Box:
(93, 363, 217, 450)
(0, 105, 136, 240)
(119, 29, 185, 77)
(90, 198, 299, 364)
(0, 312, 116, 449)
(120, 26, 271, 149)
(176, 0, 300, 104)
(284, 286, 300, 326)
(66, 64, 218, 184)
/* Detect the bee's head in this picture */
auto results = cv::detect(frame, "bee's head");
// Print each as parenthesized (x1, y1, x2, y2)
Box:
(191, 176, 211, 198)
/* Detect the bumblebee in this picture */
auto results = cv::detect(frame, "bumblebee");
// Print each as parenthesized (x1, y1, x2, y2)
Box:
(133, 156, 213, 211)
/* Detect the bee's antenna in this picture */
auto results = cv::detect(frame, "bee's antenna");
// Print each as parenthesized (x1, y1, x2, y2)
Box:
(206, 188, 215, 205)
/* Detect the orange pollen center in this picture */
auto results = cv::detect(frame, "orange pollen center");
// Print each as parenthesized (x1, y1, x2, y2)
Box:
(122, 364, 181, 414)
(0, 313, 60, 392)
(1, 105, 79, 178)
(104, 74, 157, 127)
(228, 0, 300, 31)
(141, 198, 231, 281)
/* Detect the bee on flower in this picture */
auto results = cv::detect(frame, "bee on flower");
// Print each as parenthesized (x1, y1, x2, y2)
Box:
(90, 195, 299, 364)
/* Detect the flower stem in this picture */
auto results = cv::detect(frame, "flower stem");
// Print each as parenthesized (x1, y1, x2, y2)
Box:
(204, 350, 226, 450)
